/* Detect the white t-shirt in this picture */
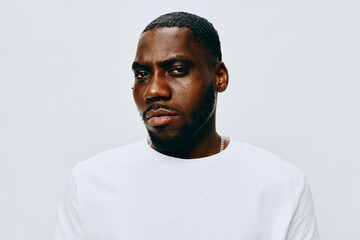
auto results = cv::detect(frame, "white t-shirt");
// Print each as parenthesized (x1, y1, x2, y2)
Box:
(52, 139, 319, 240)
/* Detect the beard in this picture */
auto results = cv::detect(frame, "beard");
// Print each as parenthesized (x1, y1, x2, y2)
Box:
(147, 83, 216, 153)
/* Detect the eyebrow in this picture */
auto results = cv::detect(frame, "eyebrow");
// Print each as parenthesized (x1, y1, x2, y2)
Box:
(132, 56, 194, 71)
(132, 62, 150, 71)
(158, 56, 194, 69)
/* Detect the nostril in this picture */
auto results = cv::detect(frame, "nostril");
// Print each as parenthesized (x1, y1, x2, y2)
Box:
(145, 97, 153, 103)
(145, 95, 171, 103)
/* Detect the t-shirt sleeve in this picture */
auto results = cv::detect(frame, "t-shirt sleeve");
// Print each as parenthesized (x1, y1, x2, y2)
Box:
(286, 177, 320, 240)
(51, 169, 83, 240)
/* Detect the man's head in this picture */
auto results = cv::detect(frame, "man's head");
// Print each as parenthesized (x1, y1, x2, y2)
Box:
(143, 12, 222, 65)
(132, 12, 228, 155)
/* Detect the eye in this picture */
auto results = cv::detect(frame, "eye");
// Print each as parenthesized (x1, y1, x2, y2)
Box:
(169, 67, 188, 76)
(134, 71, 150, 81)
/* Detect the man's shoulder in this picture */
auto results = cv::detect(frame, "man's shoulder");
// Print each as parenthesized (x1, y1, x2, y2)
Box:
(72, 140, 146, 175)
(230, 139, 305, 185)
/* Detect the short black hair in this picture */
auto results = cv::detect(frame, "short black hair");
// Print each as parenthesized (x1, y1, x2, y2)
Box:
(143, 12, 222, 64)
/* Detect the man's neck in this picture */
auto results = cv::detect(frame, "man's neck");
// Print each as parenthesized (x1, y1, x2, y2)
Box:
(150, 117, 223, 159)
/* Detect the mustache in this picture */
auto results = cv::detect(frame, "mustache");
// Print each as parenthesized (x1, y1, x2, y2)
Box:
(142, 103, 182, 120)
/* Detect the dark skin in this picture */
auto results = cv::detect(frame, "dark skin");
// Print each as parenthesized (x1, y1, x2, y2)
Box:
(132, 27, 229, 159)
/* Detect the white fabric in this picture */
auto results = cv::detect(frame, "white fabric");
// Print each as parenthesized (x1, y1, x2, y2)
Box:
(52, 139, 319, 240)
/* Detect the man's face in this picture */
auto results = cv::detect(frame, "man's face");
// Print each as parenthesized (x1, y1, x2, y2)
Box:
(132, 27, 217, 152)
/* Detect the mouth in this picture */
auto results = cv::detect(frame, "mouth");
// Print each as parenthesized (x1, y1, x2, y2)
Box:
(145, 109, 179, 127)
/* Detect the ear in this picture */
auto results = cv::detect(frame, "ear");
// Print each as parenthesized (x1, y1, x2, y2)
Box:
(213, 61, 229, 92)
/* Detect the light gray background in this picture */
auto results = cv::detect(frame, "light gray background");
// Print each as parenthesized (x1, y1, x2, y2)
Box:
(0, 0, 359, 239)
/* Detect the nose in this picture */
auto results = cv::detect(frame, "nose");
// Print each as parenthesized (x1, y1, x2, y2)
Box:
(143, 72, 171, 102)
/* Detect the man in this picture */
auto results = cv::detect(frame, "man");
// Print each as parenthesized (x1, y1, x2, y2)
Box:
(52, 12, 319, 239)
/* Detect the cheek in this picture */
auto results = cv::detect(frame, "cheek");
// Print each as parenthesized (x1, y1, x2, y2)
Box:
(132, 85, 145, 109)
(183, 75, 211, 100)
(174, 80, 210, 116)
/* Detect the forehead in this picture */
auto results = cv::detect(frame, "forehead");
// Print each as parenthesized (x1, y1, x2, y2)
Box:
(134, 27, 208, 62)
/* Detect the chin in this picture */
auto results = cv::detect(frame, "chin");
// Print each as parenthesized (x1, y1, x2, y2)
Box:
(147, 125, 192, 152)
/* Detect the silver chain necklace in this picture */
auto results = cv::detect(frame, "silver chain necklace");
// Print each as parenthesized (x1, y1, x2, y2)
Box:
(220, 136, 225, 152)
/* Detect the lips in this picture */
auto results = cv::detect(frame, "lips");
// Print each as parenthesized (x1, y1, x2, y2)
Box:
(145, 109, 179, 126)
